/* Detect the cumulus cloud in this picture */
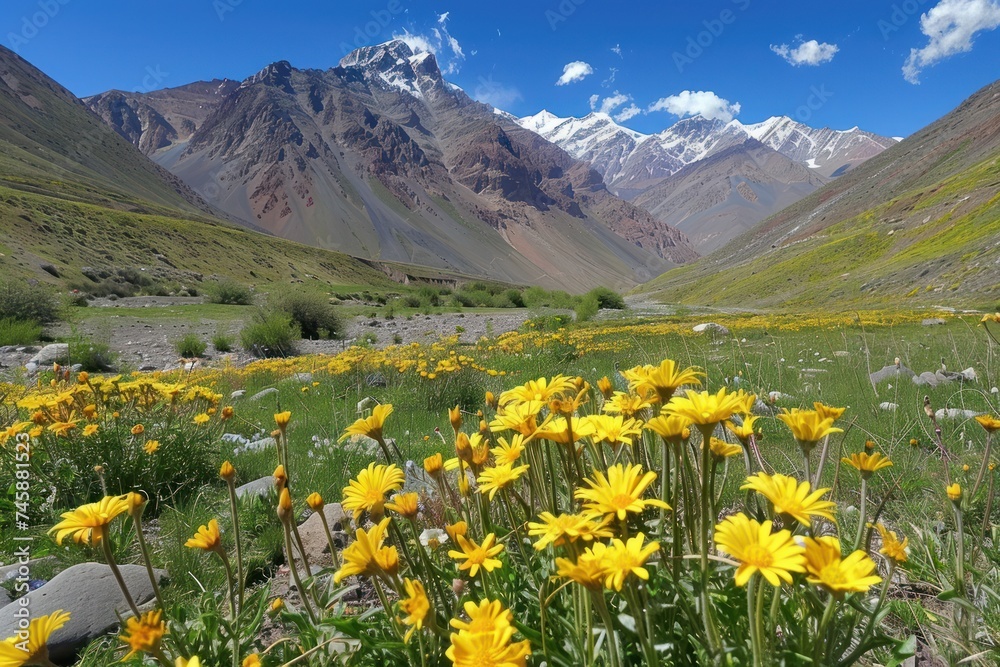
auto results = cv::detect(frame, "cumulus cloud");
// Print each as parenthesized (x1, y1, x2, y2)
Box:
(556, 61, 594, 85)
(590, 90, 632, 115)
(903, 0, 1000, 83)
(770, 38, 840, 66)
(647, 90, 741, 122)
(614, 104, 641, 122)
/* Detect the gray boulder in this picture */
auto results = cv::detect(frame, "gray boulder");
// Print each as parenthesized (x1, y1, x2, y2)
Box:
(293, 503, 349, 570)
(236, 476, 274, 499)
(692, 323, 730, 336)
(0, 563, 167, 664)
(249, 387, 279, 402)
(935, 408, 980, 420)
(870, 364, 915, 384)
(30, 344, 69, 365)
(922, 318, 947, 326)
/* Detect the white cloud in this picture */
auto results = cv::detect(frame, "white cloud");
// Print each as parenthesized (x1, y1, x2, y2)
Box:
(903, 0, 1000, 83)
(556, 61, 594, 86)
(614, 104, 641, 122)
(611, 43, 622, 57)
(474, 76, 523, 109)
(437, 11, 450, 24)
(770, 38, 839, 66)
(590, 90, 631, 115)
(647, 90, 741, 122)
(392, 21, 466, 75)
(394, 29, 437, 55)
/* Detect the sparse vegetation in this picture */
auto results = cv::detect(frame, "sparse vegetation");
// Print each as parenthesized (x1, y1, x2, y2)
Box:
(205, 279, 255, 306)
(270, 290, 342, 340)
(212, 331, 235, 353)
(68, 335, 117, 372)
(175, 333, 207, 358)
(0, 278, 61, 324)
(0, 317, 42, 346)
(240, 310, 300, 357)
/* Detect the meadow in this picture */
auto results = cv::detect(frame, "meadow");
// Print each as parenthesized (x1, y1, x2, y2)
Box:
(1, 308, 998, 666)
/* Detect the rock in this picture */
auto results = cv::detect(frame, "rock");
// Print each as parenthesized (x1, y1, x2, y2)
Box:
(138, 364, 158, 372)
(833, 351, 850, 357)
(870, 364, 915, 384)
(293, 503, 350, 569)
(767, 391, 794, 402)
(236, 476, 274, 499)
(30, 343, 69, 365)
(0, 587, 10, 610)
(24, 362, 38, 375)
(959, 367, 977, 382)
(935, 408, 979, 420)
(0, 563, 167, 664)
(879, 402, 899, 411)
(922, 318, 946, 326)
(692, 323, 730, 336)
(230, 390, 246, 400)
(293, 373, 313, 383)
(913, 372, 940, 387)
(249, 387, 279, 402)
(365, 373, 387, 388)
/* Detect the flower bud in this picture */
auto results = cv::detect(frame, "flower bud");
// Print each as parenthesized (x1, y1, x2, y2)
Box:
(220, 461, 236, 483)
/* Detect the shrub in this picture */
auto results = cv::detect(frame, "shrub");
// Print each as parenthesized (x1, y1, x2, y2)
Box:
(0, 318, 42, 346)
(587, 286, 626, 310)
(175, 333, 207, 358)
(241, 310, 299, 357)
(0, 279, 61, 324)
(212, 333, 234, 353)
(271, 291, 341, 339)
(69, 336, 117, 372)
(206, 279, 254, 305)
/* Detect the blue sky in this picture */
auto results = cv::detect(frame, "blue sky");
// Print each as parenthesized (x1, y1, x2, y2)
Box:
(3, 0, 999, 137)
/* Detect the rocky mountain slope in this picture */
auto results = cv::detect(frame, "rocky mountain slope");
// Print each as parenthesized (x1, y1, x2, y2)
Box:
(519, 110, 897, 253)
(88, 41, 697, 292)
(635, 79, 1000, 308)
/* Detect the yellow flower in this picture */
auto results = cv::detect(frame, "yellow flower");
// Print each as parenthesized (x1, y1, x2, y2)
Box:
(274, 411, 292, 430)
(706, 437, 742, 461)
(975, 414, 1000, 432)
(448, 533, 504, 577)
(645, 413, 692, 443)
(499, 375, 575, 407)
(477, 463, 530, 500)
(50, 495, 131, 545)
(449, 405, 463, 432)
(596, 376, 614, 400)
(306, 492, 324, 511)
(489, 401, 548, 437)
(842, 452, 893, 479)
(341, 463, 405, 521)
(221, 406, 234, 421)
(450, 598, 513, 635)
(339, 404, 393, 442)
(120, 610, 166, 660)
(185, 519, 223, 553)
(584, 414, 644, 448)
(555, 550, 607, 591)
(526, 512, 612, 550)
(535, 416, 595, 445)
(424, 452, 444, 476)
(725, 415, 760, 443)
(665, 387, 746, 428)
(777, 409, 843, 450)
(946, 483, 962, 501)
(334, 518, 399, 583)
(192, 413, 210, 425)
(269, 598, 285, 614)
(47, 420, 79, 437)
(242, 654, 261, 667)
(575, 463, 669, 521)
(386, 492, 420, 519)
(176, 657, 202, 667)
(873, 523, 909, 563)
(490, 434, 526, 465)
(220, 461, 236, 483)
(83, 424, 99, 437)
(741, 473, 836, 527)
(598, 533, 660, 591)
(622, 359, 704, 403)
(83, 404, 97, 419)
(398, 578, 430, 643)
(131, 424, 145, 436)
(446, 600, 530, 667)
(77, 371, 89, 384)
(602, 391, 654, 419)
(273, 465, 287, 489)
(714, 513, 806, 586)
(144, 440, 160, 455)
(813, 402, 846, 422)
(0, 609, 71, 667)
(802, 536, 881, 598)
(445, 521, 468, 544)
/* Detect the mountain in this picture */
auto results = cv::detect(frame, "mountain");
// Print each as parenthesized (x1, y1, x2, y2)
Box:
(632, 140, 828, 253)
(0, 45, 217, 216)
(85, 80, 239, 154)
(87, 42, 696, 292)
(518, 110, 898, 254)
(634, 79, 1000, 308)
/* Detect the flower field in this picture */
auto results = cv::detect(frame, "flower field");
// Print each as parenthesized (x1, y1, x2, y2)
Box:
(1, 311, 999, 666)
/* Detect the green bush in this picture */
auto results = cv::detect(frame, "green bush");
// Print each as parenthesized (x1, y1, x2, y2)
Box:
(0, 318, 42, 346)
(241, 310, 299, 357)
(176, 333, 207, 358)
(206, 279, 254, 305)
(574, 294, 600, 322)
(212, 333, 234, 353)
(69, 337, 117, 372)
(587, 286, 626, 310)
(271, 291, 341, 340)
(0, 279, 61, 324)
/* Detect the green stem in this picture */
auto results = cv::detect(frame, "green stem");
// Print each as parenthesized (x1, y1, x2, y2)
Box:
(853, 477, 868, 552)
(698, 425, 721, 658)
(971, 433, 992, 499)
(747, 575, 762, 667)
(283, 522, 317, 623)
(227, 480, 245, 611)
(132, 515, 165, 610)
(592, 592, 622, 667)
(100, 526, 141, 618)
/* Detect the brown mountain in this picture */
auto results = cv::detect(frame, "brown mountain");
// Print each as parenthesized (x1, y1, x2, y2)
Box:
(632, 140, 828, 253)
(637, 79, 1000, 308)
(88, 41, 696, 291)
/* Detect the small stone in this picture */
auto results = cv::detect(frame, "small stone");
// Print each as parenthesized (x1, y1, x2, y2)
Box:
(250, 387, 279, 402)
(30, 343, 69, 365)
(934, 408, 979, 420)
(236, 476, 274, 499)
(692, 322, 730, 336)
(922, 318, 947, 326)
(293, 503, 350, 569)
(879, 402, 899, 411)
(293, 373, 313, 383)
(230, 390, 246, 400)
